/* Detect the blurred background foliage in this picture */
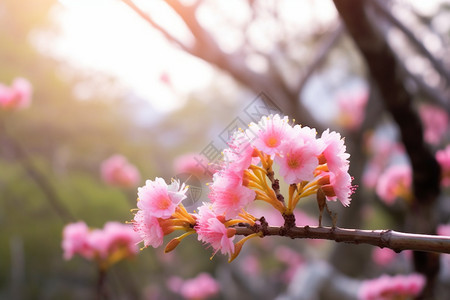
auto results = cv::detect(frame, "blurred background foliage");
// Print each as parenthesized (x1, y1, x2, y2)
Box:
(0, 0, 449, 299)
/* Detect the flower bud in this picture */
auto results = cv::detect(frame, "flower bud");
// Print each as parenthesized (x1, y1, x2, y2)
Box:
(164, 238, 181, 253)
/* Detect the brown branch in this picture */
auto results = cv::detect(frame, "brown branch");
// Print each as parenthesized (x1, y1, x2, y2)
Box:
(368, 0, 450, 85)
(235, 225, 450, 254)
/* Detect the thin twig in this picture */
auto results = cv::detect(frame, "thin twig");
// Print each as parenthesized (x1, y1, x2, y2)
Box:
(235, 225, 450, 254)
(120, 0, 192, 53)
(294, 23, 344, 95)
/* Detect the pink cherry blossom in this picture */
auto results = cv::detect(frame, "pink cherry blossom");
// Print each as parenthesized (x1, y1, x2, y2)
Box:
(101, 154, 140, 188)
(321, 169, 354, 206)
(275, 126, 321, 184)
(372, 247, 397, 267)
(137, 177, 187, 218)
(223, 130, 256, 173)
(376, 165, 412, 204)
(247, 114, 291, 156)
(419, 104, 448, 145)
(195, 204, 235, 257)
(62, 221, 92, 260)
(179, 273, 220, 300)
(209, 171, 255, 218)
(358, 273, 426, 300)
(319, 129, 350, 174)
(0, 77, 32, 110)
(336, 89, 369, 131)
(132, 210, 165, 248)
(436, 145, 450, 187)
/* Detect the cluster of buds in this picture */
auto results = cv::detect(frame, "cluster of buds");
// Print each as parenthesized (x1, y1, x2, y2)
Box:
(62, 221, 140, 270)
(132, 114, 354, 261)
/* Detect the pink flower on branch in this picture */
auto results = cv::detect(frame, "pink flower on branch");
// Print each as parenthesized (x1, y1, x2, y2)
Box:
(131, 114, 355, 261)
(137, 177, 187, 219)
(275, 126, 321, 184)
(247, 114, 291, 156)
(195, 204, 235, 257)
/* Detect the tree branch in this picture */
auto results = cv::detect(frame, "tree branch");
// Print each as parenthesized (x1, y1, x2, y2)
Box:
(294, 23, 344, 96)
(235, 225, 450, 254)
(121, 0, 325, 131)
(368, 0, 450, 86)
(120, 0, 192, 53)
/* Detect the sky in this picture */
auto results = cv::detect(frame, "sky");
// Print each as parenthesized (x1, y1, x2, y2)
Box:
(40, 0, 214, 113)
(35, 0, 337, 115)
(35, 0, 444, 116)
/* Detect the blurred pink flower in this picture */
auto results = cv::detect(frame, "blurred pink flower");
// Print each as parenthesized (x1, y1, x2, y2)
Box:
(247, 114, 291, 156)
(159, 72, 172, 86)
(240, 255, 261, 275)
(0, 77, 32, 110)
(195, 203, 235, 257)
(336, 89, 369, 130)
(101, 154, 140, 188)
(436, 145, 450, 187)
(372, 247, 397, 267)
(275, 245, 304, 282)
(62, 221, 92, 260)
(419, 104, 448, 145)
(62, 221, 139, 267)
(167, 276, 184, 293)
(376, 165, 412, 204)
(358, 273, 425, 300)
(180, 273, 220, 300)
(173, 153, 213, 181)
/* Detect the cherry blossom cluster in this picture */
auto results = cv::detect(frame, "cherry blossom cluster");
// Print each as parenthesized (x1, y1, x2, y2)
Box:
(101, 154, 141, 188)
(358, 273, 425, 300)
(0, 77, 32, 110)
(132, 114, 354, 261)
(62, 221, 139, 269)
